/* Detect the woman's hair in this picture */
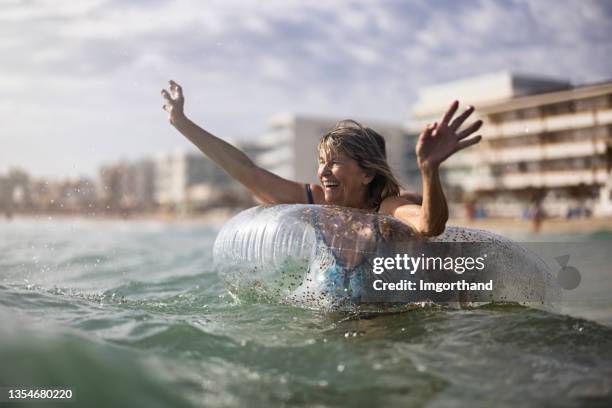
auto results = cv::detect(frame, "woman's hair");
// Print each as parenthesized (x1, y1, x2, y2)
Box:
(318, 119, 401, 208)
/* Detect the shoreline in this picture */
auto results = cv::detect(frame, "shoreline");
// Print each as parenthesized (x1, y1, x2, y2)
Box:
(450, 217, 612, 235)
(1, 208, 237, 227)
(4, 211, 612, 235)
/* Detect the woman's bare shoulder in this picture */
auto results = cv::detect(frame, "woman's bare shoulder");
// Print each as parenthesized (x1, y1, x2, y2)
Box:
(399, 191, 423, 205)
(379, 195, 420, 216)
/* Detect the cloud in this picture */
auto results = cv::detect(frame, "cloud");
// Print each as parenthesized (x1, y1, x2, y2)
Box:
(1, 0, 611, 177)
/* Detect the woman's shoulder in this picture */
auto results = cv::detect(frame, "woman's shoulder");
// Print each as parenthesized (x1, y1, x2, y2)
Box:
(379, 195, 421, 215)
(399, 191, 423, 205)
(380, 194, 421, 206)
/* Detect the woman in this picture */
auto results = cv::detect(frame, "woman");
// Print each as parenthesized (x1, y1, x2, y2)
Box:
(161, 80, 482, 236)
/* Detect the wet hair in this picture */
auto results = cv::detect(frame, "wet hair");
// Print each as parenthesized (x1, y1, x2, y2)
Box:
(318, 119, 401, 208)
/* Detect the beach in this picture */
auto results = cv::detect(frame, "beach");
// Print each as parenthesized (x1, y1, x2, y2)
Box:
(452, 216, 612, 236)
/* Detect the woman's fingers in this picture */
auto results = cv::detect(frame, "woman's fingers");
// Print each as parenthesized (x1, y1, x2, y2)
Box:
(161, 89, 175, 115)
(440, 100, 459, 126)
(449, 106, 475, 131)
(422, 122, 436, 139)
(456, 135, 482, 151)
(169, 80, 183, 98)
(161, 88, 177, 115)
(161, 89, 173, 103)
(169, 79, 181, 90)
(457, 120, 483, 140)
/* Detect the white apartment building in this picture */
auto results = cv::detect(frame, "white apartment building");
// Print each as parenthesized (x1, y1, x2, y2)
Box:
(253, 114, 417, 189)
(411, 71, 612, 217)
(154, 149, 239, 209)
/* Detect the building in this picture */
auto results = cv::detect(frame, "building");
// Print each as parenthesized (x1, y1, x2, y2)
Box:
(0, 166, 101, 215)
(411, 71, 612, 217)
(130, 159, 156, 210)
(0, 174, 15, 217)
(154, 149, 252, 211)
(252, 114, 419, 190)
(98, 159, 156, 213)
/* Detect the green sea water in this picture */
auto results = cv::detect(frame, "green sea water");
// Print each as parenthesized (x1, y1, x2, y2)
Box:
(1, 218, 612, 407)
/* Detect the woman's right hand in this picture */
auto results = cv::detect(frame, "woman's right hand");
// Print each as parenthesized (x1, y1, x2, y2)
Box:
(415, 101, 482, 173)
(161, 80, 185, 125)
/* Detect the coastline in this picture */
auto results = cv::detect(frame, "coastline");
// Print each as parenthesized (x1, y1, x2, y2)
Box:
(2, 208, 237, 228)
(450, 216, 612, 235)
(5, 210, 612, 235)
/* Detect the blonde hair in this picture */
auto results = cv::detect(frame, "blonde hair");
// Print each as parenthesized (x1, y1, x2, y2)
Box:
(318, 119, 401, 208)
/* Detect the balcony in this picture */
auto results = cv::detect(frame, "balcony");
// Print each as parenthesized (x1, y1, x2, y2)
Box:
(445, 168, 608, 192)
(544, 111, 595, 132)
(498, 118, 544, 137)
(484, 140, 606, 164)
(490, 168, 607, 189)
(483, 108, 612, 139)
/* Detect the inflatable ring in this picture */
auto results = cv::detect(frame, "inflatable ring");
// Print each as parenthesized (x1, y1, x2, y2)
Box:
(213, 205, 561, 313)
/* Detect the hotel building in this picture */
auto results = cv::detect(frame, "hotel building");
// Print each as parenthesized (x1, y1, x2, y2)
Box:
(411, 71, 612, 217)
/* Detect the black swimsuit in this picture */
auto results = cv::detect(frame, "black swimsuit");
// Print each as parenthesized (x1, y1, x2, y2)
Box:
(306, 184, 314, 204)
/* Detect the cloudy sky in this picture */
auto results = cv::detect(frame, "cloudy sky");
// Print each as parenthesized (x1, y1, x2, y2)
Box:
(2, 0, 611, 178)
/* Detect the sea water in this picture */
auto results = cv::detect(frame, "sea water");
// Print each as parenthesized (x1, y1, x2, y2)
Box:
(1, 218, 611, 407)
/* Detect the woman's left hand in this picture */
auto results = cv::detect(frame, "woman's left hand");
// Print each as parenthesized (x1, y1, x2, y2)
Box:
(416, 100, 483, 172)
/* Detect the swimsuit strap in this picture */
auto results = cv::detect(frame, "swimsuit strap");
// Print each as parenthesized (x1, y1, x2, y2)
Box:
(305, 184, 314, 204)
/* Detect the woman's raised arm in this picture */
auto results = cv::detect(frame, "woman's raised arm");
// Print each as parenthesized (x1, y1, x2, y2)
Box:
(380, 101, 482, 236)
(161, 80, 314, 204)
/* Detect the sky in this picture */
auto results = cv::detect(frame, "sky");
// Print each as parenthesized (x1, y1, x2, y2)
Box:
(1, 0, 611, 179)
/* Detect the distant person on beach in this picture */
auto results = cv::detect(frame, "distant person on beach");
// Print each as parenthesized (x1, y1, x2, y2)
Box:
(465, 199, 476, 221)
(529, 200, 545, 233)
(161, 80, 483, 236)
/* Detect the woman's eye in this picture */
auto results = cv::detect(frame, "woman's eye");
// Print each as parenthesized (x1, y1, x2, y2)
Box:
(317, 158, 341, 166)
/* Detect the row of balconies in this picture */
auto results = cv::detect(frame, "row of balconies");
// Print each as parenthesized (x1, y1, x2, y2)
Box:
(462, 140, 606, 166)
(482, 108, 612, 139)
(446, 168, 609, 191)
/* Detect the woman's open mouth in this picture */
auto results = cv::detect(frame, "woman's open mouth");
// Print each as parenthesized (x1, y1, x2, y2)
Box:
(323, 181, 339, 189)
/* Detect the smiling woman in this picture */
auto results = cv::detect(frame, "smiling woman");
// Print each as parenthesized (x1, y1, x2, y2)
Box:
(161, 80, 483, 236)
(316, 120, 400, 211)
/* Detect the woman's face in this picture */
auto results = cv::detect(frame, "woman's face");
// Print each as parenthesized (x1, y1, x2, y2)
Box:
(317, 149, 373, 208)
